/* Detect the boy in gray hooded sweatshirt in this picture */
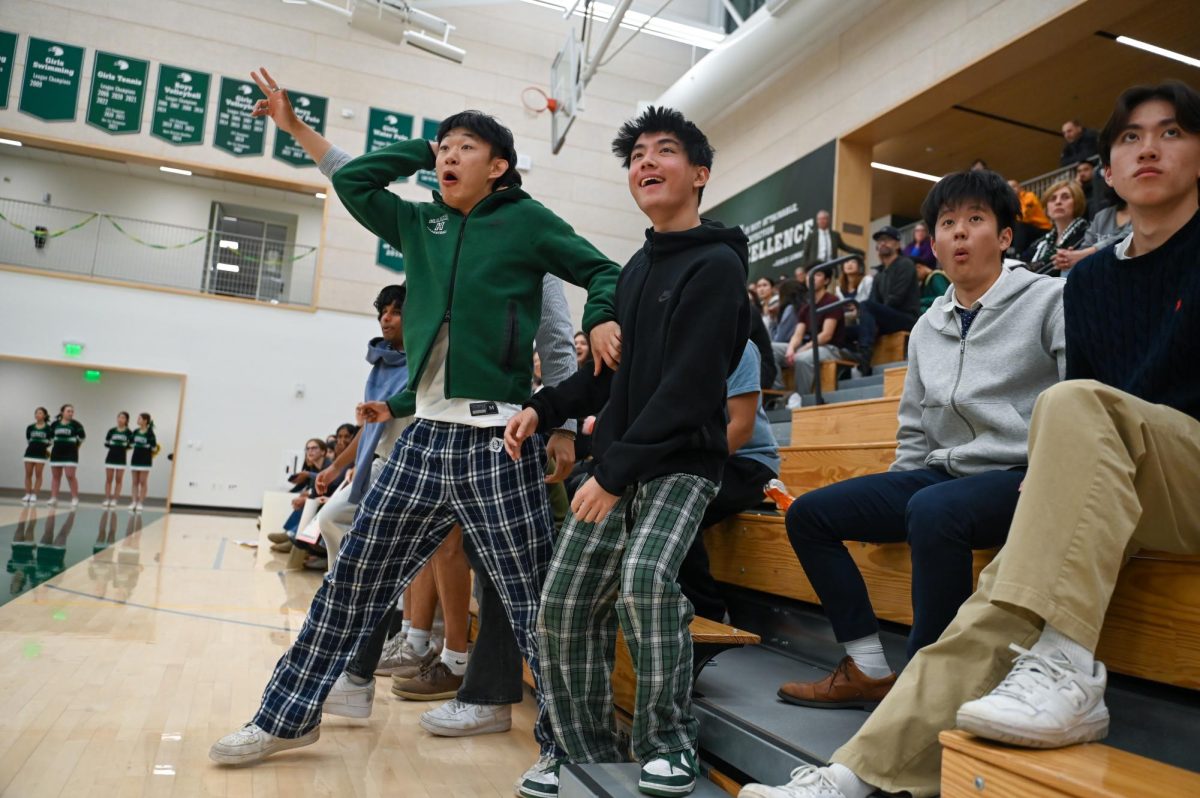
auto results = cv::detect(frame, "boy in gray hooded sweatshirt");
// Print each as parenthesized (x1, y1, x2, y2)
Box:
(776, 170, 1065, 710)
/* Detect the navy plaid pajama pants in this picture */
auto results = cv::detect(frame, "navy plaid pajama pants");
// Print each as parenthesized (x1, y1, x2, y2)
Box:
(252, 419, 561, 755)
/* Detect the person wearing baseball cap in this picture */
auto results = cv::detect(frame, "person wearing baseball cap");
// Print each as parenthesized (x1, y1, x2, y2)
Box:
(853, 225, 920, 374)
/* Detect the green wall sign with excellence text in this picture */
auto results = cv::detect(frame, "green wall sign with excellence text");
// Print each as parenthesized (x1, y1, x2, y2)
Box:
(87, 51, 149, 134)
(151, 64, 211, 145)
(19, 37, 84, 121)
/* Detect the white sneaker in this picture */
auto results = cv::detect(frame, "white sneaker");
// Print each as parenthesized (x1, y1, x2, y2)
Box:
(70, 497, 79, 507)
(134, 502, 143, 513)
(420, 698, 512, 737)
(739, 766, 847, 798)
(956, 643, 1109, 749)
(208, 722, 319, 765)
(21, 494, 33, 503)
(323, 673, 374, 718)
(785, 392, 804, 410)
(515, 753, 564, 798)
(46, 497, 57, 506)
(129, 500, 137, 510)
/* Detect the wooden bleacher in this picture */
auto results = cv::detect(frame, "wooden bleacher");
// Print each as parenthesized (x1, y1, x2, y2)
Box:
(705, 369, 1199, 793)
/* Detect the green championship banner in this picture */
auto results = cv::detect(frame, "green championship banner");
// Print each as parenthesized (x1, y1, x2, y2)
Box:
(19, 37, 84, 121)
(151, 64, 211, 145)
(0, 32, 16, 109)
(86, 51, 149, 134)
(273, 90, 327, 166)
(367, 107, 413, 182)
(214, 77, 266, 156)
(416, 118, 440, 190)
(707, 141, 837, 282)
(376, 238, 404, 272)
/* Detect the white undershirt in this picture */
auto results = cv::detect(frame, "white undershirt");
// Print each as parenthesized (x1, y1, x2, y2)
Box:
(415, 324, 521, 428)
(817, 229, 831, 261)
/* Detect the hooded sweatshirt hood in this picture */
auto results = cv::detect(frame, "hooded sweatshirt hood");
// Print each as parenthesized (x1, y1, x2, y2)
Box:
(642, 218, 750, 278)
(351, 338, 409, 503)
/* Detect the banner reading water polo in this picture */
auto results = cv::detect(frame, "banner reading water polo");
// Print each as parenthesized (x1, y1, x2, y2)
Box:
(151, 64, 211, 145)
(706, 140, 836, 282)
(273, 91, 327, 166)
(214, 77, 266, 156)
(18, 37, 84, 121)
(86, 51, 149, 134)
(366, 107, 413, 183)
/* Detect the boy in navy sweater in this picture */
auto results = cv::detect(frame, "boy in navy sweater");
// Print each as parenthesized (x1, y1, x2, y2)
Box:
(739, 80, 1200, 798)
(507, 107, 750, 797)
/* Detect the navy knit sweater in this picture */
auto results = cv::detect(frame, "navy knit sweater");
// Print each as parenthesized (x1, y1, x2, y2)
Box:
(1064, 209, 1200, 421)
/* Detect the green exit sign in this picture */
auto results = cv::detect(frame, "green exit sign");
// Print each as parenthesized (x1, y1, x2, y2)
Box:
(84, 369, 101, 382)
(63, 342, 84, 357)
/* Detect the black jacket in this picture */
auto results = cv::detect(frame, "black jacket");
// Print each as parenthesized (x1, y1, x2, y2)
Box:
(1060, 128, 1099, 167)
(527, 220, 751, 494)
(869, 255, 921, 318)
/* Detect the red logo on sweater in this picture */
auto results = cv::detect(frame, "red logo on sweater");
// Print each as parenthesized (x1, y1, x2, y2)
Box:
(1177, 299, 1183, 312)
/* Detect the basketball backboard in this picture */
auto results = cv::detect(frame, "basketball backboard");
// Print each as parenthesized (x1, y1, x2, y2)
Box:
(550, 31, 581, 154)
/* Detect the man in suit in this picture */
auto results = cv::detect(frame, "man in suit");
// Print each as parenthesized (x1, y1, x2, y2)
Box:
(801, 210, 863, 270)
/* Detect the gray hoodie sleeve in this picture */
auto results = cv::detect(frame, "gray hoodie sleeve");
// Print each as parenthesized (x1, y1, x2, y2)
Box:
(318, 145, 354, 178)
(890, 335, 929, 472)
(536, 274, 579, 434)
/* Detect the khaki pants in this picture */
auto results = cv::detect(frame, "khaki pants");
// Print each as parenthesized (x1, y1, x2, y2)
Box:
(833, 380, 1200, 797)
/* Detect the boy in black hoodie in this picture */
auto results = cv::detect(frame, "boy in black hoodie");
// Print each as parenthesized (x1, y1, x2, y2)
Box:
(505, 107, 751, 798)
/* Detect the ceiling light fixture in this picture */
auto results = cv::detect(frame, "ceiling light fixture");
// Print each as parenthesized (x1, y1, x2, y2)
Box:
(315, 192, 327, 199)
(1109, 34, 1200, 69)
(159, 166, 192, 176)
(518, 0, 725, 50)
(0, 137, 22, 147)
(216, 262, 241, 273)
(403, 29, 465, 63)
(870, 162, 941, 183)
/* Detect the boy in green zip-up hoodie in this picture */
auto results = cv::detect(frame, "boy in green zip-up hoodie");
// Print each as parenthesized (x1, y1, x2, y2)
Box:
(210, 68, 621, 770)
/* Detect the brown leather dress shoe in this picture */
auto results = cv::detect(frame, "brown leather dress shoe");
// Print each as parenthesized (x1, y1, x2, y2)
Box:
(777, 656, 897, 709)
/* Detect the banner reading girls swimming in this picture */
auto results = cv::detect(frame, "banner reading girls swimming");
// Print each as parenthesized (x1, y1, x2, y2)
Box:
(706, 140, 836, 282)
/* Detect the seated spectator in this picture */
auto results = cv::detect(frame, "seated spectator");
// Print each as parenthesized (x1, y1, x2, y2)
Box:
(792, 264, 808, 284)
(573, 331, 590, 367)
(1054, 196, 1133, 272)
(916, 260, 950, 313)
(1059, 118, 1099, 166)
(770, 279, 806, 347)
(835, 256, 872, 303)
(1007, 178, 1052, 255)
(748, 307, 778, 400)
(902, 221, 936, 267)
(270, 438, 329, 552)
(774, 169, 1064, 714)
(678, 340, 781, 621)
(779, 265, 846, 397)
(1075, 159, 1112, 220)
(1024, 178, 1090, 274)
(752, 276, 776, 331)
(739, 78, 1200, 798)
(854, 226, 920, 374)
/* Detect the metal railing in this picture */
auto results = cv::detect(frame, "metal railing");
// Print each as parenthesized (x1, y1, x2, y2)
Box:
(0, 196, 318, 307)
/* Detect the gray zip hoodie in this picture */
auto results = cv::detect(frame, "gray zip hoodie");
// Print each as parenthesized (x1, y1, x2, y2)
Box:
(892, 266, 1065, 476)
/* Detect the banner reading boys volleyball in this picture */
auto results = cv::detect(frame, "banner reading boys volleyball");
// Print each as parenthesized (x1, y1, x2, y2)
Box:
(214, 77, 266, 156)
(19, 37, 84, 121)
(706, 140, 837, 282)
(151, 64, 211, 145)
(86, 51, 149, 134)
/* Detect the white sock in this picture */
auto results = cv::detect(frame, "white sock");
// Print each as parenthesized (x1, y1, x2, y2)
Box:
(440, 646, 469, 676)
(844, 634, 892, 679)
(827, 763, 875, 798)
(399, 619, 412, 639)
(408, 628, 431, 656)
(1032, 624, 1095, 672)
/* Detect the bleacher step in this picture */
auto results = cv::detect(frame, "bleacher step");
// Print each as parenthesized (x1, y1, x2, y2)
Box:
(559, 763, 730, 797)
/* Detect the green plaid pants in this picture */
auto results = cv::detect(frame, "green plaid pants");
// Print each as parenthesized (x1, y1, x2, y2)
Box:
(537, 473, 719, 763)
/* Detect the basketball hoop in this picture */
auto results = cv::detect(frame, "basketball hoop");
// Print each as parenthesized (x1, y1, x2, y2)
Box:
(522, 87, 559, 114)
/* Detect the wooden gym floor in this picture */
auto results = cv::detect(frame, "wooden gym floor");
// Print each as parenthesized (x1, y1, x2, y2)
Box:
(0, 500, 539, 797)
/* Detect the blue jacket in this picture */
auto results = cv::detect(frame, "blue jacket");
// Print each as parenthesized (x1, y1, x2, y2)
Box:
(351, 338, 409, 503)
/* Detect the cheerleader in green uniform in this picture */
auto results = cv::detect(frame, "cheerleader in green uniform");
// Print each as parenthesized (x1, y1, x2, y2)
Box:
(103, 411, 133, 508)
(128, 412, 157, 512)
(22, 407, 52, 503)
(48, 404, 85, 507)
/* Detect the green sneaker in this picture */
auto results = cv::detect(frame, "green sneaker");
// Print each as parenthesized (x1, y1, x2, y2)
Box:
(515, 753, 565, 798)
(638, 749, 698, 796)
